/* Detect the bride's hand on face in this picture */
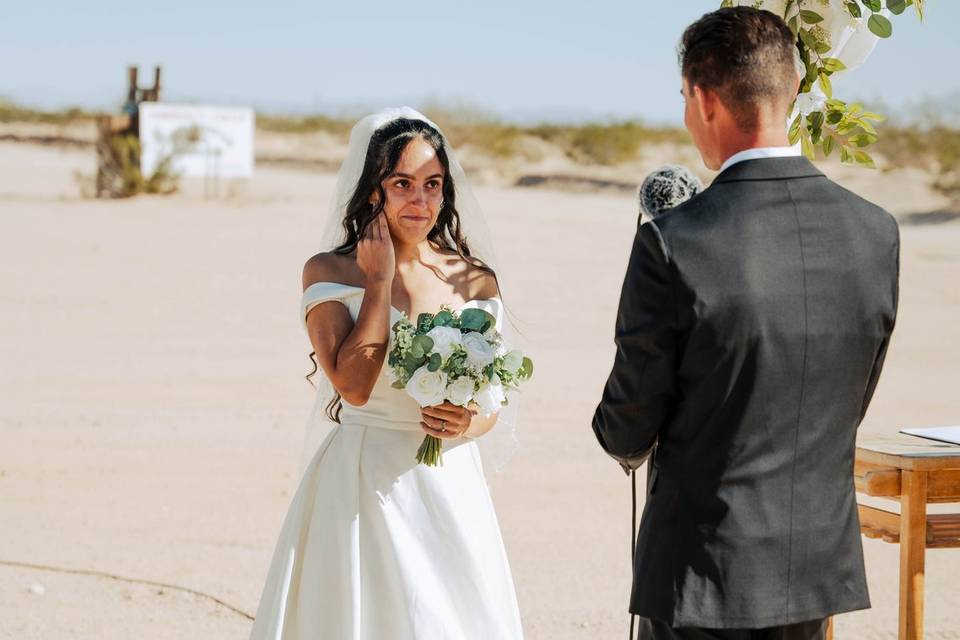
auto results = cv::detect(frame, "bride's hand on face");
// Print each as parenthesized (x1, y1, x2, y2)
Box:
(357, 212, 395, 284)
(420, 402, 476, 439)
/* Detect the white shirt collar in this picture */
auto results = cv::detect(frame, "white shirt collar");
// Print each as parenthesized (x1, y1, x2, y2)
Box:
(719, 145, 802, 174)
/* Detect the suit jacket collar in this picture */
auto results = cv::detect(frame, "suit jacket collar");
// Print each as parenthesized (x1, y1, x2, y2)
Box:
(711, 156, 824, 185)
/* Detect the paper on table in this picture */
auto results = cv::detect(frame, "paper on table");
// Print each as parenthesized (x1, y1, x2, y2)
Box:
(900, 426, 960, 447)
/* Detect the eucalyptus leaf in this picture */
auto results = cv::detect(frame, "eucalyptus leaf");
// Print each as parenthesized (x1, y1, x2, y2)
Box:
(460, 308, 494, 332)
(845, 1, 862, 18)
(800, 9, 824, 24)
(840, 146, 853, 165)
(391, 380, 406, 390)
(817, 72, 833, 98)
(853, 151, 877, 169)
(798, 28, 818, 51)
(868, 14, 892, 38)
(826, 111, 844, 125)
(417, 313, 434, 333)
(822, 135, 836, 157)
(821, 57, 847, 73)
(856, 119, 877, 135)
(801, 135, 815, 160)
(412, 335, 434, 353)
(787, 14, 800, 34)
(854, 150, 877, 169)
(404, 353, 424, 373)
(837, 120, 859, 135)
(433, 310, 454, 327)
(788, 114, 802, 146)
(814, 41, 832, 55)
(520, 357, 534, 379)
(863, 0, 881, 12)
(887, 0, 907, 14)
(427, 352, 442, 372)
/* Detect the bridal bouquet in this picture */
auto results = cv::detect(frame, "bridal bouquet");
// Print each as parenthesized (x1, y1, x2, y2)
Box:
(388, 306, 533, 467)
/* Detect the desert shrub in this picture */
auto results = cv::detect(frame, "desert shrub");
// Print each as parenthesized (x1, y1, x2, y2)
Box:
(875, 125, 960, 204)
(528, 121, 690, 165)
(94, 133, 179, 198)
(256, 113, 353, 137)
(0, 100, 96, 125)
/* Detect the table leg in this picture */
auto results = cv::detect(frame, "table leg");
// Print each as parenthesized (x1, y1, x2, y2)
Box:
(898, 470, 927, 640)
(825, 616, 834, 640)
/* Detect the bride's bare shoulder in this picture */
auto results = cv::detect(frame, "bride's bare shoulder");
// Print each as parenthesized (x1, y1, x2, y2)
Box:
(471, 265, 500, 300)
(302, 251, 360, 290)
(435, 246, 500, 300)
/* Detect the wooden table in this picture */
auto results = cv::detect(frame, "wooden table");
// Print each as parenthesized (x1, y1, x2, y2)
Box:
(852, 432, 960, 640)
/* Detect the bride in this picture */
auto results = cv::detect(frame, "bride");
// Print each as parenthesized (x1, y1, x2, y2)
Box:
(248, 107, 524, 640)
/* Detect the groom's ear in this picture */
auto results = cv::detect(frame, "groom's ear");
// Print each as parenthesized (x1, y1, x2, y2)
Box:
(692, 84, 717, 123)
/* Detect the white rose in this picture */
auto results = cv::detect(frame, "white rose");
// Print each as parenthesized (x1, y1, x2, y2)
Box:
(405, 366, 448, 407)
(474, 381, 506, 416)
(445, 375, 475, 407)
(425, 326, 462, 361)
(502, 349, 524, 375)
(795, 88, 827, 116)
(461, 332, 496, 369)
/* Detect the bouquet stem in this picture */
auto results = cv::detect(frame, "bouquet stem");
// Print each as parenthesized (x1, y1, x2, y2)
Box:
(416, 435, 444, 467)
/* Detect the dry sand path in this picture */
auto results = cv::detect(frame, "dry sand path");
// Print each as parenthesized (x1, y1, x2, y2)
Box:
(1, 142, 958, 639)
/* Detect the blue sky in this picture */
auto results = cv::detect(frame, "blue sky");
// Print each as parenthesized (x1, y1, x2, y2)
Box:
(2, 1, 956, 124)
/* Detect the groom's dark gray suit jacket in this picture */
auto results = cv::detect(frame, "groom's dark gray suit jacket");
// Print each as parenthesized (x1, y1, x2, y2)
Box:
(592, 156, 899, 629)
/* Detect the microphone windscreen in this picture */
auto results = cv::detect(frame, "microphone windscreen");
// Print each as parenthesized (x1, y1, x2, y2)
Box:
(638, 164, 704, 220)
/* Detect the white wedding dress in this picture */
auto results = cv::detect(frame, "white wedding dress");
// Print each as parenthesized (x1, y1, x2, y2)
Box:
(249, 282, 524, 640)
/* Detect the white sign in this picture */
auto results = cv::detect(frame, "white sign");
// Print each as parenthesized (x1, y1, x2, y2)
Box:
(139, 103, 254, 178)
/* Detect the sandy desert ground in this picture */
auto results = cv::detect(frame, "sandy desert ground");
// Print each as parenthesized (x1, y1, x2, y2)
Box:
(1, 139, 959, 639)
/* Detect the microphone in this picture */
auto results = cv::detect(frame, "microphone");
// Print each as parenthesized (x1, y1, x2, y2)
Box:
(637, 164, 704, 222)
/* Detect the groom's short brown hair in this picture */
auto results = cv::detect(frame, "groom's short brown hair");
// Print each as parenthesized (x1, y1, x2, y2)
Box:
(679, 7, 799, 131)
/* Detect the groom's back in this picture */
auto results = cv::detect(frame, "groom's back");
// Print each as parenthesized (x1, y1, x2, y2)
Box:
(638, 155, 898, 627)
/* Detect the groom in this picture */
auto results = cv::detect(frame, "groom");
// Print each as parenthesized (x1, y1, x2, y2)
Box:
(592, 7, 899, 640)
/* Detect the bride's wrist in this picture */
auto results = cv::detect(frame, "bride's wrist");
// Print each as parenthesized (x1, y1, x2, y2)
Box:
(462, 404, 479, 439)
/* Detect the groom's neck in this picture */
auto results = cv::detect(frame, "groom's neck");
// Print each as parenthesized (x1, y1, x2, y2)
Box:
(715, 124, 791, 166)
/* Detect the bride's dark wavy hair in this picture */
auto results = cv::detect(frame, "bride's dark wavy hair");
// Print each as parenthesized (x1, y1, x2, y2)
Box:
(306, 117, 497, 422)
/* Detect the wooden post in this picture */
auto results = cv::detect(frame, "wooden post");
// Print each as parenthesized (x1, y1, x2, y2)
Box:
(898, 470, 927, 640)
(126, 66, 138, 105)
(825, 616, 834, 640)
(152, 66, 162, 101)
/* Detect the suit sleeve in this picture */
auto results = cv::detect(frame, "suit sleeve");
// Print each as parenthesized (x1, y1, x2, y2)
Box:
(592, 221, 679, 472)
(859, 220, 900, 424)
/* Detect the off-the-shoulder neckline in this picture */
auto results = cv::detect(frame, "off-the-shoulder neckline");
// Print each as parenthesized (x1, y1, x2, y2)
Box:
(302, 281, 501, 317)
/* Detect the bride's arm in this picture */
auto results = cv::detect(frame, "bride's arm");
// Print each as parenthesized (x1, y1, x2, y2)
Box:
(420, 267, 503, 439)
(464, 409, 498, 438)
(303, 215, 395, 406)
